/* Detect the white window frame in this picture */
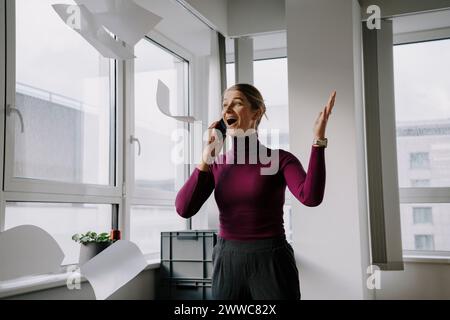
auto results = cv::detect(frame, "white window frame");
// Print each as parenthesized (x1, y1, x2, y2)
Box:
(122, 30, 197, 240)
(128, 31, 193, 204)
(1, 0, 123, 243)
(393, 29, 450, 260)
(3, 0, 123, 199)
(0, 0, 210, 296)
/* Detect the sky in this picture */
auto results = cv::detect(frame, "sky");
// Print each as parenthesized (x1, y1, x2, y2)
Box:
(393, 39, 450, 123)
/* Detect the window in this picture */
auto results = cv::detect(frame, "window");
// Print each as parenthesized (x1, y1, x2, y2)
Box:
(394, 38, 450, 255)
(130, 206, 186, 259)
(130, 38, 189, 256)
(401, 203, 450, 251)
(410, 179, 430, 187)
(1, 0, 212, 287)
(5, 203, 112, 265)
(254, 58, 290, 151)
(412, 207, 433, 224)
(226, 58, 290, 150)
(409, 152, 430, 170)
(283, 205, 293, 243)
(1, 0, 121, 276)
(395, 39, 450, 189)
(414, 235, 435, 251)
(226, 63, 235, 89)
(133, 38, 188, 195)
(9, 0, 115, 186)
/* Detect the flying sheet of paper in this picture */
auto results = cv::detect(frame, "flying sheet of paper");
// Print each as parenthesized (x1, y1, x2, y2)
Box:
(0, 225, 65, 282)
(52, 4, 135, 60)
(156, 80, 197, 123)
(80, 240, 147, 300)
(74, 0, 162, 46)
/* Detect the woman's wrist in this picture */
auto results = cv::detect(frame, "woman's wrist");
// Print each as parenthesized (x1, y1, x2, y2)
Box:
(197, 161, 210, 172)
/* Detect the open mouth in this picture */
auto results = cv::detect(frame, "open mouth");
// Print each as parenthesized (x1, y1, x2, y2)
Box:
(226, 118, 238, 126)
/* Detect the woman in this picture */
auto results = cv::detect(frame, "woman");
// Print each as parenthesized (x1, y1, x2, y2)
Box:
(175, 84, 336, 300)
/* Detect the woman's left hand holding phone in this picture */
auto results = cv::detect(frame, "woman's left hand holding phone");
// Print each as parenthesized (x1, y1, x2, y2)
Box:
(197, 121, 225, 172)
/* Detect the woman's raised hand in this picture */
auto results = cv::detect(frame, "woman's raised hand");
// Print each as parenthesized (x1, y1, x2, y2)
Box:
(313, 90, 336, 140)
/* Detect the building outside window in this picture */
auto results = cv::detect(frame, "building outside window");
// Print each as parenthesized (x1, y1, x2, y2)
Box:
(394, 38, 450, 253)
(412, 207, 433, 225)
(414, 235, 435, 251)
(410, 179, 430, 187)
(410, 152, 430, 169)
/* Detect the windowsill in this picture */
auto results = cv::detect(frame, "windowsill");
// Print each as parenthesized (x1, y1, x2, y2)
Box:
(0, 259, 160, 299)
(403, 255, 450, 264)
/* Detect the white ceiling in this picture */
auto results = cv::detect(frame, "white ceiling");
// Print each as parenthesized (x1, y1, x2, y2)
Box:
(132, 1, 450, 57)
(135, 0, 212, 56)
(393, 9, 450, 34)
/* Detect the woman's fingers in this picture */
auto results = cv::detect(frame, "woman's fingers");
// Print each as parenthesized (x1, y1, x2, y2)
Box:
(320, 106, 327, 120)
(207, 121, 220, 144)
(326, 91, 334, 106)
(327, 91, 336, 113)
(316, 111, 323, 124)
(208, 121, 220, 129)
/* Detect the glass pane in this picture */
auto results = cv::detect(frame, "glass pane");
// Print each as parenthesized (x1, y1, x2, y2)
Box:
(414, 235, 435, 251)
(14, 0, 113, 185)
(134, 39, 188, 192)
(5, 203, 112, 265)
(226, 60, 290, 150)
(254, 58, 290, 150)
(394, 39, 450, 188)
(283, 205, 293, 243)
(400, 203, 450, 252)
(412, 207, 433, 224)
(130, 206, 186, 258)
(226, 63, 235, 88)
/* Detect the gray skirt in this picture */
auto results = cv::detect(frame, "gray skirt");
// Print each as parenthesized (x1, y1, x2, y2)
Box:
(211, 234, 301, 300)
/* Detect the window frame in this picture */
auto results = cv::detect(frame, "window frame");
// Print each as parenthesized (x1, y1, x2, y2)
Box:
(0, 0, 213, 295)
(122, 31, 196, 242)
(1, 0, 123, 251)
(3, 0, 123, 199)
(393, 31, 450, 258)
(130, 33, 192, 204)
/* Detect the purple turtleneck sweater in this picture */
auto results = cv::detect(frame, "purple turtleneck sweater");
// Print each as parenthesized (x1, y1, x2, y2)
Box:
(175, 133, 326, 241)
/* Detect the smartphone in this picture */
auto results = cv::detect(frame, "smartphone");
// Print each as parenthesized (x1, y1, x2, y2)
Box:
(216, 119, 227, 139)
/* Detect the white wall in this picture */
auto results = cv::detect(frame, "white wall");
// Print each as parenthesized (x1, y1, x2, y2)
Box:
(376, 262, 450, 299)
(286, 0, 372, 299)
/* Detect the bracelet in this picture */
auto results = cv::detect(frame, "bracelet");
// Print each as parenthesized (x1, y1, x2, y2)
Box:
(313, 138, 328, 148)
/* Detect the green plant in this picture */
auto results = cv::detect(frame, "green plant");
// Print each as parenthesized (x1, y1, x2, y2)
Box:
(72, 231, 112, 245)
